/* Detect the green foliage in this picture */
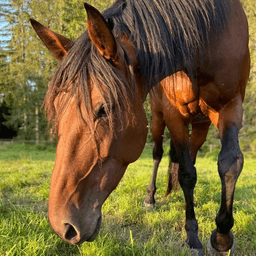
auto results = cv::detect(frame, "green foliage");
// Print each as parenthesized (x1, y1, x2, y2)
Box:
(237, 1, 256, 153)
(0, 48, 9, 92)
(0, 145, 256, 255)
(242, 0, 256, 72)
(0, 0, 115, 141)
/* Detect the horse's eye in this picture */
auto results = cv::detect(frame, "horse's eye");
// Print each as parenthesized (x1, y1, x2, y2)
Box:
(95, 103, 115, 121)
(97, 105, 107, 119)
(135, 64, 141, 73)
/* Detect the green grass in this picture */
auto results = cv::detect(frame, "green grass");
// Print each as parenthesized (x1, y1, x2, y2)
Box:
(0, 143, 56, 161)
(0, 143, 255, 255)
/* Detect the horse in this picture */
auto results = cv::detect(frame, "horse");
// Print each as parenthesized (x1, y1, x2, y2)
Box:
(145, 73, 212, 207)
(144, 136, 180, 208)
(145, 136, 180, 208)
(30, 0, 250, 255)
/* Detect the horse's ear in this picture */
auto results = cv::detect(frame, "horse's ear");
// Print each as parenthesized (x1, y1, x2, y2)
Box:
(84, 3, 117, 61)
(30, 19, 73, 60)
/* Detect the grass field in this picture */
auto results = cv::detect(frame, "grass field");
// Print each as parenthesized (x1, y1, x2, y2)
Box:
(0, 143, 255, 255)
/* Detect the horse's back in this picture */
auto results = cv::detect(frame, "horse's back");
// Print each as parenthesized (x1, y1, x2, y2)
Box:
(198, 0, 250, 102)
(196, 0, 250, 127)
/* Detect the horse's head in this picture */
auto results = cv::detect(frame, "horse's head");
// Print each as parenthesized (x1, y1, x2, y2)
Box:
(31, 3, 148, 245)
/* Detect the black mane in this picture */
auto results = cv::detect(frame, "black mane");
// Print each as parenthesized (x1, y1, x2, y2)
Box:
(104, 0, 230, 85)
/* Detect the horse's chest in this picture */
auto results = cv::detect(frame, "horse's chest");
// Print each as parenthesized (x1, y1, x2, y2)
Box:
(162, 71, 199, 118)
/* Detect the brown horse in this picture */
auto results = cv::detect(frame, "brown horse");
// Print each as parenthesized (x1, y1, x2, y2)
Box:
(30, 0, 250, 255)
(144, 135, 180, 208)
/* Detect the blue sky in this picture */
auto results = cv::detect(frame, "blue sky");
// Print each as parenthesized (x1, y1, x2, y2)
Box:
(0, 0, 11, 46)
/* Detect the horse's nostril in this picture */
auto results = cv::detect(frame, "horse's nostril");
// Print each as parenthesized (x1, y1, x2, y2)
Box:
(64, 223, 78, 241)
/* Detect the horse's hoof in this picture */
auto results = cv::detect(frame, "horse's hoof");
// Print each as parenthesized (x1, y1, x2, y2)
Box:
(207, 240, 235, 256)
(143, 201, 155, 209)
(191, 248, 204, 256)
(164, 191, 170, 197)
(181, 243, 204, 256)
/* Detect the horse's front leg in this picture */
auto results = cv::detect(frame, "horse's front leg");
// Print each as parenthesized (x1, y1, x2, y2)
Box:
(208, 96, 243, 256)
(165, 111, 203, 254)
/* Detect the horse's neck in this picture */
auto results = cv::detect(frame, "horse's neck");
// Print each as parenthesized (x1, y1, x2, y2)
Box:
(118, 35, 149, 103)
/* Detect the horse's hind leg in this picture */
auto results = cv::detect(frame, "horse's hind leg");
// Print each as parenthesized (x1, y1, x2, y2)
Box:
(164, 139, 180, 197)
(208, 96, 244, 255)
(165, 120, 211, 197)
(144, 111, 166, 207)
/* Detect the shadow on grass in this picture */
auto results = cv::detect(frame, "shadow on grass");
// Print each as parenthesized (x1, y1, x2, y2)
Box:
(50, 240, 81, 255)
(0, 194, 80, 255)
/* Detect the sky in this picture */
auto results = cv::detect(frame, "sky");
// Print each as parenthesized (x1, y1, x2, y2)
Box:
(0, 0, 11, 47)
